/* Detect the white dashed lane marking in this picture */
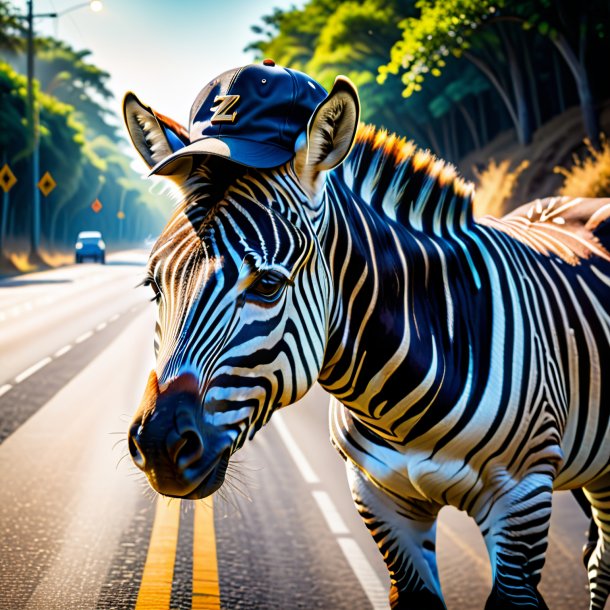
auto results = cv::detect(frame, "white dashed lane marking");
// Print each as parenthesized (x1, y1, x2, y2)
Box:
(54, 345, 72, 358)
(75, 330, 94, 344)
(5, 305, 142, 393)
(14, 357, 52, 383)
(0, 274, 108, 322)
(272, 414, 320, 484)
(272, 410, 388, 610)
(312, 490, 350, 535)
(337, 538, 389, 609)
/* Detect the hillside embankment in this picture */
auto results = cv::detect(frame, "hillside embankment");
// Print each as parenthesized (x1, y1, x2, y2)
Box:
(461, 100, 610, 214)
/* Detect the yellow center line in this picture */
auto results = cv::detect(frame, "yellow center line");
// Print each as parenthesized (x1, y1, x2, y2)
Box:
(193, 496, 221, 609)
(135, 496, 182, 610)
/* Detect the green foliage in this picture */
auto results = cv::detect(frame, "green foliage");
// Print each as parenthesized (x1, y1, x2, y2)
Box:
(379, 0, 495, 97)
(0, 15, 171, 253)
(34, 38, 116, 139)
(250, 0, 610, 161)
(381, 0, 610, 98)
(0, 61, 27, 151)
(249, 0, 419, 136)
(245, 0, 345, 70)
(0, 0, 24, 53)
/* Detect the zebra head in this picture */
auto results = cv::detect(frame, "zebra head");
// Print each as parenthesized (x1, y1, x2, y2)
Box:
(123, 68, 359, 499)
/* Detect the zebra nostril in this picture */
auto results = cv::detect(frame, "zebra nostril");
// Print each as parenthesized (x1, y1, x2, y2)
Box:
(174, 429, 204, 471)
(128, 430, 146, 470)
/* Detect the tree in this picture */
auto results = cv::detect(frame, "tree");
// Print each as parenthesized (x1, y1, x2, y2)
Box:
(0, 0, 24, 53)
(0, 14, 172, 257)
(381, 0, 609, 146)
(248, 0, 431, 144)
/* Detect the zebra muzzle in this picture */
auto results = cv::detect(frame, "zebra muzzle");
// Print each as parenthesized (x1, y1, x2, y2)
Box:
(128, 370, 226, 498)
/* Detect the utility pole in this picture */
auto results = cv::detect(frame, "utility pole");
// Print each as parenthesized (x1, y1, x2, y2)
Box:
(23, 0, 102, 265)
(26, 0, 43, 264)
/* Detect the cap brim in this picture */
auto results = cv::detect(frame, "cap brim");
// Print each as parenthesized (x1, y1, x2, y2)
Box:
(148, 136, 294, 176)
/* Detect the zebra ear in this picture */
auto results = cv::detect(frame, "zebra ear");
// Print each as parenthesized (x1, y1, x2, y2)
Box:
(295, 76, 359, 195)
(123, 92, 190, 174)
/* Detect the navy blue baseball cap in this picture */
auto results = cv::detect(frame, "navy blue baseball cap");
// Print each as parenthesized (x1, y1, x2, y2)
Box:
(149, 60, 328, 175)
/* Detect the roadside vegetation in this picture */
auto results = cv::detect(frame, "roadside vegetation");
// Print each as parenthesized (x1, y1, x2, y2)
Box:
(472, 159, 529, 219)
(555, 136, 610, 198)
(0, 0, 170, 272)
(249, 0, 610, 214)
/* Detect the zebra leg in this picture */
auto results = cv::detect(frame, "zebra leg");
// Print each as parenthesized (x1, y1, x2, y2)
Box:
(472, 472, 553, 609)
(583, 480, 610, 609)
(572, 488, 599, 567)
(346, 461, 445, 609)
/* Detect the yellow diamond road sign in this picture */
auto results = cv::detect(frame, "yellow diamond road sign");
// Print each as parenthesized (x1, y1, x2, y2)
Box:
(91, 198, 103, 213)
(0, 164, 17, 193)
(38, 171, 56, 197)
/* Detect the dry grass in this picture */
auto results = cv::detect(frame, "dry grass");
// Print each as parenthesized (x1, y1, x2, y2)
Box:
(8, 252, 37, 273)
(40, 250, 75, 267)
(554, 135, 610, 197)
(472, 159, 530, 219)
(8, 248, 73, 273)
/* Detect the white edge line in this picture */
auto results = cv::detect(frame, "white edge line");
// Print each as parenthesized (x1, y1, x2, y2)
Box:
(336, 538, 389, 610)
(272, 411, 388, 607)
(271, 412, 320, 484)
(0, 384, 12, 398)
(311, 490, 350, 535)
(75, 330, 93, 344)
(54, 344, 72, 358)
(15, 357, 52, 384)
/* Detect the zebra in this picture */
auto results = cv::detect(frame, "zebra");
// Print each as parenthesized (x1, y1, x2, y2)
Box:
(124, 62, 610, 609)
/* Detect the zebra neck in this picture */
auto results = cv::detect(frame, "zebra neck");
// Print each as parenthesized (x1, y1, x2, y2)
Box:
(338, 128, 475, 237)
(317, 174, 470, 434)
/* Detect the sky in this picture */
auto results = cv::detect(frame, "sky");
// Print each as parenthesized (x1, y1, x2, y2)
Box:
(11, 0, 302, 128)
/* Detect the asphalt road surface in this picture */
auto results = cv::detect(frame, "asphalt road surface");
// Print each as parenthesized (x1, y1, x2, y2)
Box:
(0, 251, 592, 609)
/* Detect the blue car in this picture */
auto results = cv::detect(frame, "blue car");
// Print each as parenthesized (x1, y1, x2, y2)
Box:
(75, 230, 106, 264)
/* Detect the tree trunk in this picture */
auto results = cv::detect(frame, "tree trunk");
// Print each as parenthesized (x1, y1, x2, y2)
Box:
(552, 50, 566, 114)
(449, 108, 459, 160)
(425, 124, 443, 157)
(49, 203, 63, 246)
(498, 25, 532, 145)
(383, 104, 430, 147)
(521, 31, 541, 129)
(463, 50, 522, 143)
(486, 12, 600, 147)
(0, 150, 8, 260)
(457, 101, 481, 150)
(441, 115, 451, 161)
(552, 29, 599, 147)
(477, 92, 489, 144)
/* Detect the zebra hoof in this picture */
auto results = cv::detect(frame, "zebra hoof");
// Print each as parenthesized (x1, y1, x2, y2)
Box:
(390, 588, 445, 609)
(485, 584, 548, 609)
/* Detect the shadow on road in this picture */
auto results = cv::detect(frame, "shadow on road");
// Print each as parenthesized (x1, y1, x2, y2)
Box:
(106, 260, 147, 267)
(0, 278, 73, 287)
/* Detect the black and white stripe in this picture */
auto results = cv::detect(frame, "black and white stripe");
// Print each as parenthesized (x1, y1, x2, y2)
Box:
(125, 78, 610, 609)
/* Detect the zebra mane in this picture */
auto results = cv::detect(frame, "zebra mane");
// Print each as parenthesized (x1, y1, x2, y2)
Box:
(338, 125, 476, 234)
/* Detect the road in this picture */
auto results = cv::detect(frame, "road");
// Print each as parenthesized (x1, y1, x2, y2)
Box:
(0, 251, 592, 609)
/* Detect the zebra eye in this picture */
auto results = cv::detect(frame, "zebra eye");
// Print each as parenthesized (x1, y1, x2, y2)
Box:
(249, 270, 288, 303)
(143, 277, 162, 303)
